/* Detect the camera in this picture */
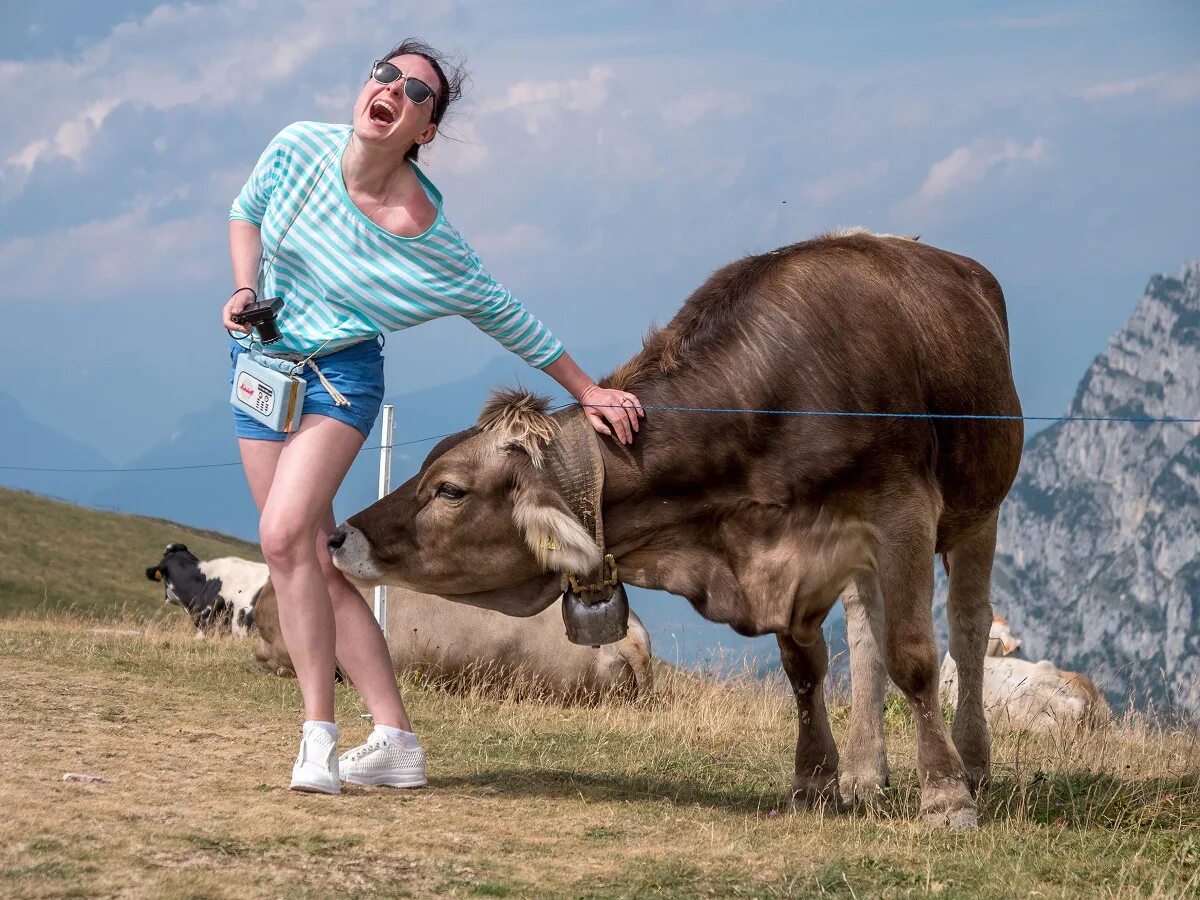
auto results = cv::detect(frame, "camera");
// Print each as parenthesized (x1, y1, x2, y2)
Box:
(230, 297, 285, 344)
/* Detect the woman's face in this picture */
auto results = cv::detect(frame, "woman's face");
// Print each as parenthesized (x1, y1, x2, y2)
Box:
(351, 53, 440, 156)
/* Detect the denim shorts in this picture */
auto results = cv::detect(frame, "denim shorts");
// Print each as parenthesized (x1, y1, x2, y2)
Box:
(230, 338, 385, 442)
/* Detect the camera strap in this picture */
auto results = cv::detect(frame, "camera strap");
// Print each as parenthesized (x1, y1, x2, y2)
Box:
(258, 140, 342, 290)
(230, 137, 344, 353)
(229, 136, 355, 429)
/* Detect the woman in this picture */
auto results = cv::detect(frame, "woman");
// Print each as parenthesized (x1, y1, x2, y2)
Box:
(223, 39, 643, 795)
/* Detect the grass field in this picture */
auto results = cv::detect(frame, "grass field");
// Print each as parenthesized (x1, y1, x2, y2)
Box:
(2, 489, 1197, 897)
(1, 613, 1197, 899)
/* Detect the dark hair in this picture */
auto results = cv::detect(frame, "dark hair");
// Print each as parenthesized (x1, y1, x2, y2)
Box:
(379, 38, 467, 162)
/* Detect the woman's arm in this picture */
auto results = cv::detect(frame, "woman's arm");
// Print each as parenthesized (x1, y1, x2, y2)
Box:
(441, 233, 645, 443)
(541, 351, 644, 445)
(222, 219, 264, 332)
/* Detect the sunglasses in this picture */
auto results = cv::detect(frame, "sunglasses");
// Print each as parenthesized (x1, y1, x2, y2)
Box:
(371, 60, 437, 109)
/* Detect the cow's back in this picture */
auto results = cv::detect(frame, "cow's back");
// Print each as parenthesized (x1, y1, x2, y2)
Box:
(774, 234, 1022, 547)
(608, 231, 1023, 552)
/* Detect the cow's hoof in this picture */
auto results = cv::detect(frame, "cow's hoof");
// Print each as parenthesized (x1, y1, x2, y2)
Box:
(921, 805, 978, 830)
(838, 768, 889, 805)
(919, 783, 978, 830)
(790, 776, 844, 813)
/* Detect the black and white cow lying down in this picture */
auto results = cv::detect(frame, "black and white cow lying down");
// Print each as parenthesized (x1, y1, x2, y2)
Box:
(145, 544, 267, 638)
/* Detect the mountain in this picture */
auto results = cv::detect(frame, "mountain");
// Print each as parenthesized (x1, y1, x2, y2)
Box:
(0, 391, 115, 502)
(989, 261, 1200, 716)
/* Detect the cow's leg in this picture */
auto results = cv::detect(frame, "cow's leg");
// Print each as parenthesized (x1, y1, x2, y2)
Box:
(777, 630, 841, 810)
(876, 505, 976, 829)
(945, 513, 998, 795)
(838, 572, 890, 802)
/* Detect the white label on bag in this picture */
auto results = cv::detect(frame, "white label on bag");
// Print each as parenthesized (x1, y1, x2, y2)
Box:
(236, 371, 275, 416)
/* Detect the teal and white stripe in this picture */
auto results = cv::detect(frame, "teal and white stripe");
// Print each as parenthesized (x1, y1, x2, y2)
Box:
(229, 121, 564, 367)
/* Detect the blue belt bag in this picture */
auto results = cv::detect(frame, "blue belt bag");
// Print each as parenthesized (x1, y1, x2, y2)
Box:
(230, 351, 305, 433)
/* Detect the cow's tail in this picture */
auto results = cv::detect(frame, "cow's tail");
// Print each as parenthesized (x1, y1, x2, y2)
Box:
(617, 616, 654, 699)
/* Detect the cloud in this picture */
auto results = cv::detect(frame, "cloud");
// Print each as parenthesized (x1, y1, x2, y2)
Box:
(478, 65, 614, 135)
(900, 137, 1048, 214)
(801, 161, 889, 207)
(1081, 64, 1200, 104)
(661, 90, 743, 128)
(0, 0, 456, 191)
(0, 200, 218, 303)
(8, 98, 119, 172)
(0, 164, 235, 304)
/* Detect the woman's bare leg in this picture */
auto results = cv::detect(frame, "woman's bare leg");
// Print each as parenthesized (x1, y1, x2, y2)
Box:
(240, 421, 410, 729)
(316, 510, 412, 730)
(250, 415, 369, 723)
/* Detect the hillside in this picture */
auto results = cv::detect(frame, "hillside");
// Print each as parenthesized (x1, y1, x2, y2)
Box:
(990, 261, 1200, 716)
(0, 487, 827, 674)
(0, 488, 261, 619)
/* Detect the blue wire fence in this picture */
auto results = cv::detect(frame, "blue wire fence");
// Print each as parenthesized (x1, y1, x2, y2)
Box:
(2, 403, 1196, 475)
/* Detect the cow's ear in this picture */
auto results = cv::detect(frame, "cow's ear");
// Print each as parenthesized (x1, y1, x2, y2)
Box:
(146, 567, 163, 582)
(510, 477, 602, 575)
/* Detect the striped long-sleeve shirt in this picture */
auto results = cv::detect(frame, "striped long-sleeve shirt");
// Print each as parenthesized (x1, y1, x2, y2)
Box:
(229, 121, 564, 367)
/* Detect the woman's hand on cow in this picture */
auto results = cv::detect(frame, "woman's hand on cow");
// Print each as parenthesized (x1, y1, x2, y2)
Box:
(580, 385, 645, 445)
(221, 288, 257, 333)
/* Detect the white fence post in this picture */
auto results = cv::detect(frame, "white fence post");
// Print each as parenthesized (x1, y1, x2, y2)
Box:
(373, 404, 394, 633)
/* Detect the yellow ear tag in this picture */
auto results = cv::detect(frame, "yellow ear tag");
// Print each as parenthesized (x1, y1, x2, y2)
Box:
(153, 570, 163, 581)
(544, 536, 561, 552)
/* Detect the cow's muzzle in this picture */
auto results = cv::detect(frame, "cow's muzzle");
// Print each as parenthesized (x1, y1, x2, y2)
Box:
(327, 524, 382, 582)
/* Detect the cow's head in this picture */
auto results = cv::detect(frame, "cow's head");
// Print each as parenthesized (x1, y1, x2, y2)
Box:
(329, 389, 599, 616)
(987, 614, 1022, 657)
(145, 543, 229, 632)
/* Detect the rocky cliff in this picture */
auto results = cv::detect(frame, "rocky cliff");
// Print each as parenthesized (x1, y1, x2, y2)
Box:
(988, 261, 1200, 716)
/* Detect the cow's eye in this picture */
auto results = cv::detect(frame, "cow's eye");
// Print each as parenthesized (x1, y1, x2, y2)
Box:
(436, 483, 465, 500)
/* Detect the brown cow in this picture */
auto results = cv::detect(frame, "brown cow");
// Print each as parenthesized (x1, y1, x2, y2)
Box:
(940, 654, 1112, 732)
(252, 580, 654, 702)
(329, 230, 1023, 828)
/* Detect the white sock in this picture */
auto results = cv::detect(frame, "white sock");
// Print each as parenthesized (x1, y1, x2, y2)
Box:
(373, 724, 419, 749)
(303, 720, 339, 741)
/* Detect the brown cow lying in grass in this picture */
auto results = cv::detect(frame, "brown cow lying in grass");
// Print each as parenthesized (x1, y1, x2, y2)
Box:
(939, 616, 1111, 732)
(252, 580, 653, 702)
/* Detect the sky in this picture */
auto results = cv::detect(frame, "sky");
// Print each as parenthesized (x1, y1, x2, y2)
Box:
(1, 0, 1198, 466)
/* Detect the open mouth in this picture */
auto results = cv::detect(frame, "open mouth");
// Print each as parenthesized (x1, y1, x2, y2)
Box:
(368, 99, 397, 126)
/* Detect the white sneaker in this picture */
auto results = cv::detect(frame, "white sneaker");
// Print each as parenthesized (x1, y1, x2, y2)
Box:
(339, 734, 427, 788)
(289, 728, 341, 794)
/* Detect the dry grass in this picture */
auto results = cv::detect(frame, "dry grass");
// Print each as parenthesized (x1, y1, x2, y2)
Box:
(1, 613, 1197, 899)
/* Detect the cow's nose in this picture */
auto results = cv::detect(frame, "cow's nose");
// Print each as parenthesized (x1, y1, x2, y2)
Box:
(328, 526, 348, 553)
